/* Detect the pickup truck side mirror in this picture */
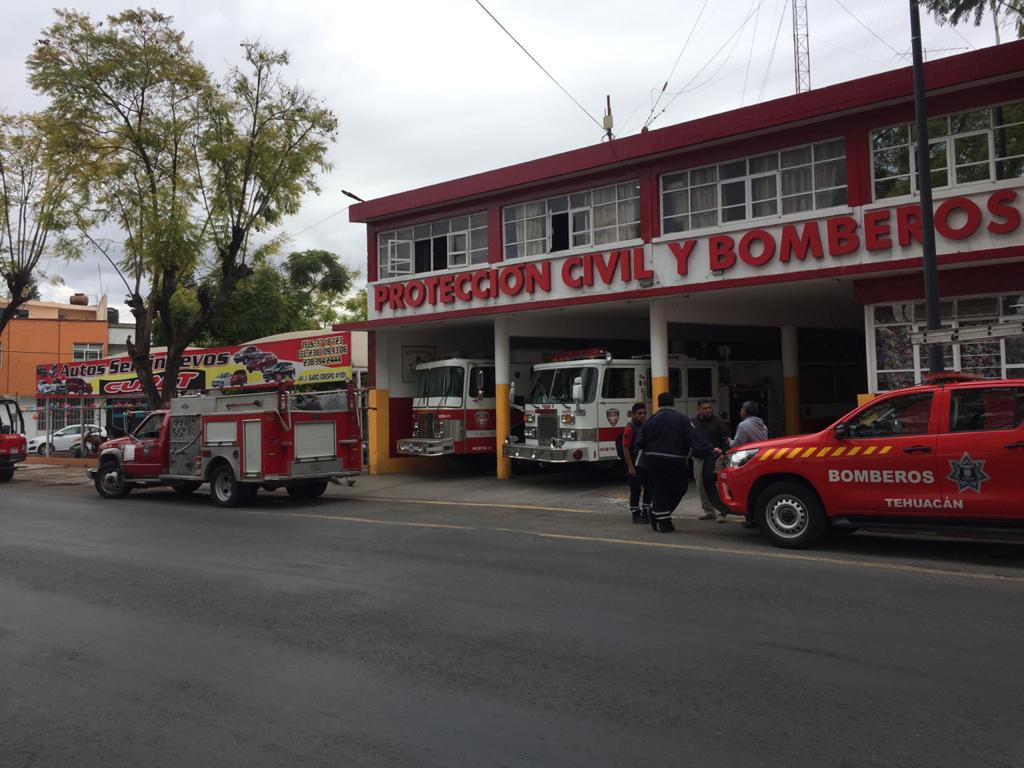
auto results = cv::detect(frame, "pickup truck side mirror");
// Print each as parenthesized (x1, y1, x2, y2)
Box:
(474, 369, 485, 401)
(834, 423, 848, 440)
(508, 381, 516, 404)
(571, 376, 583, 405)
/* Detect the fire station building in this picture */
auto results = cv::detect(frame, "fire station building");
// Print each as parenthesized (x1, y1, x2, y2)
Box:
(348, 42, 1024, 478)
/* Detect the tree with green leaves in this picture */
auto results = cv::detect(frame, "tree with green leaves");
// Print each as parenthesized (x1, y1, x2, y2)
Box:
(28, 9, 337, 408)
(922, 0, 1023, 40)
(0, 112, 84, 336)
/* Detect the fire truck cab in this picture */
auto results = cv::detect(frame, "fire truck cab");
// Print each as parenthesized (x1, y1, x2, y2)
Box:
(89, 388, 362, 506)
(397, 357, 525, 457)
(0, 398, 27, 483)
(504, 349, 718, 464)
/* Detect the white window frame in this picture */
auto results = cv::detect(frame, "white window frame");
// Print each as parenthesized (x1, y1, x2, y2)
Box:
(502, 181, 641, 259)
(376, 212, 488, 279)
(870, 99, 1024, 201)
(659, 139, 847, 236)
(72, 343, 103, 362)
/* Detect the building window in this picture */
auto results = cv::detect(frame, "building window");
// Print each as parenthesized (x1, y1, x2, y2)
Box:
(868, 293, 1024, 391)
(503, 181, 641, 259)
(661, 139, 847, 234)
(73, 343, 103, 361)
(377, 212, 488, 279)
(871, 100, 1024, 200)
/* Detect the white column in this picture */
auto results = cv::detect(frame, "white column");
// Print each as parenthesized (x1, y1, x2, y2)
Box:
(649, 301, 669, 409)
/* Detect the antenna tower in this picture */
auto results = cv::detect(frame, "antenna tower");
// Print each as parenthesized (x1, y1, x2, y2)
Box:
(792, 0, 811, 93)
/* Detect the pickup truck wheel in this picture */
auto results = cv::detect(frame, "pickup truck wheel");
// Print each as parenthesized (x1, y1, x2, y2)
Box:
(95, 463, 132, 499)
(170, 481, 202, 496)
(755, 481, 825, 549)
(0, 467, 14, 483)
(286, 481, 328, 500)
(210, 465, 248, 507)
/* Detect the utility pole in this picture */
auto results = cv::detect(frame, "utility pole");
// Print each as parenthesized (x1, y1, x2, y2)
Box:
(792, 0, 811, 93)
(909, 0, 944, 373)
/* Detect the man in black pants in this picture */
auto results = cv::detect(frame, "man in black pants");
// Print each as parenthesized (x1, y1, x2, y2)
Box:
(621, 401, 651, 524)
(637, 392, 715, 533)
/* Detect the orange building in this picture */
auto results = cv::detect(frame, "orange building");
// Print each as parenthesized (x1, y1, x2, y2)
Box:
(0, 294, 109, 432)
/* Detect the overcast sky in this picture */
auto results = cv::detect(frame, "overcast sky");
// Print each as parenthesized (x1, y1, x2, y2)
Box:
(0, 0, 1006, 317)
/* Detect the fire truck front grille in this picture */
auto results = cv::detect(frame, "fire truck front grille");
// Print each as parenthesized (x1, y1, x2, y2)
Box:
(536, 414, 559, 442)
(415, 413, 437, 437)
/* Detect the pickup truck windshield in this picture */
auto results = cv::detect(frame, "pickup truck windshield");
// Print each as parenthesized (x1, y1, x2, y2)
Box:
(133, 413, 164, 440)
(0, 401, 23, 434)
(417, 366, 465, 400)
(528, 366, 598, 404)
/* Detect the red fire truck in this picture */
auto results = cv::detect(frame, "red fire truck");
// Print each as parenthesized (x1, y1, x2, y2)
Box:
(504, 349, 717, 466)
(0, 398, 27, 482)
(89, 387, 362, 505)
(396, 357, 525, 457)
(717, 374, 1024, 548)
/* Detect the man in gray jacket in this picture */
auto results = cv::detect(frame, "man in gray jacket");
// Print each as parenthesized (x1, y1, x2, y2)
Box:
(732, 401, 768, 448)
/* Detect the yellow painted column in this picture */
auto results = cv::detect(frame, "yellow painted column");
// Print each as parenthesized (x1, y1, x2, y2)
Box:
(494, 316, 512, 479)
(781, 325, 801, 435)
(649, 301, 670, 411)
(367, 388, 389, 475)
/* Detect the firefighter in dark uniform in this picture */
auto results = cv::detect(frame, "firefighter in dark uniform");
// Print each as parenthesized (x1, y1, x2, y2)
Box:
(637, 392, 716, 533)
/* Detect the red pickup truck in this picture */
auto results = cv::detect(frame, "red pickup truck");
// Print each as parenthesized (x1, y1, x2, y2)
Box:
(717, 374, 1024, 548)
(90, 388, 362, 506)
(0, 398, 27, 482)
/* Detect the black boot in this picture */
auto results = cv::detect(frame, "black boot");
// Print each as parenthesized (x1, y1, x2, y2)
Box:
(630, 506, 641, 524)
(649, 512, 659, 531)
(640, 504, 651, 523)
(656, 518, 676, 533)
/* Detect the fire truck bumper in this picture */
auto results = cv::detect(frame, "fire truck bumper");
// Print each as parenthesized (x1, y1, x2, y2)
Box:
(503, 443, 583, 463)
(396, 438, 455, 456)
(0, 453, 26, 466)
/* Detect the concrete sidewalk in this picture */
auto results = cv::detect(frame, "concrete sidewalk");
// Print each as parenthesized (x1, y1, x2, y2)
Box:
(10, 462, 707, 519)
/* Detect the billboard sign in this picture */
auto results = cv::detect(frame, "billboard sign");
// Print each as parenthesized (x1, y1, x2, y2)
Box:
(36, 332, 353, 397)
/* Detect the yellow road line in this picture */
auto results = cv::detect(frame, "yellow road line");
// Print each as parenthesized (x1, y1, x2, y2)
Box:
(326, 494, 607, 515)
(239, 509, 476, 531)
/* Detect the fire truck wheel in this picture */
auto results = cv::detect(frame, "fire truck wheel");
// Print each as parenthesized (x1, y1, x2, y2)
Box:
(95, 463, 132, 499)
(0, 467, 14, 483)
(210, 464, 248, 507)
(286, 481, 328, 500)
(170, 481, 202, 496)
(755, 481, 825, 549)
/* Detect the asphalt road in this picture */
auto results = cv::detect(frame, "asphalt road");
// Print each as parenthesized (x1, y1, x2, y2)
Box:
(2, 481, 1023, 768)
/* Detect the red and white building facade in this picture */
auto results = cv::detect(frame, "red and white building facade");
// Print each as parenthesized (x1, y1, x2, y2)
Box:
(348, 42, 1024, 477)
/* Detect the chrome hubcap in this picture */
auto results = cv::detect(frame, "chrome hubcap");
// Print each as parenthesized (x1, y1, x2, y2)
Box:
(766, 495, 808, 539)
(101, 469, 122, 493)
(214, 473, 233, 500)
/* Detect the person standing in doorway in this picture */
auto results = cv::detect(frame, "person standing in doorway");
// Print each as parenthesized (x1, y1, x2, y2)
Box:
(692, 399, 731, 521)
(637, 393, 715, 533)
(620, 402, 651, 524)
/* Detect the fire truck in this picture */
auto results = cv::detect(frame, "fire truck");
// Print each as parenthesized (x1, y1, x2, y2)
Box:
(0, 398, 27, 482)
(88, 387, 362, 505)
(396, 357, 526, 457)
(503, 349, 718, 465)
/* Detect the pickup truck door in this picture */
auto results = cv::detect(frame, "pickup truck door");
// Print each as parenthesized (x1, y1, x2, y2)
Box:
(123, 412, 167, 478)
(936, 385, 1024, 517)
(829, 390, 941, 515)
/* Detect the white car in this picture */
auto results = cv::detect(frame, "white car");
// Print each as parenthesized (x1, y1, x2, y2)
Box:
(28, 424, 106, 455)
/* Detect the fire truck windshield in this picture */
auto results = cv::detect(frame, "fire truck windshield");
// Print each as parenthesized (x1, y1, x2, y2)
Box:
(527, 366, 598, 404)
(417, 366, 466, 400)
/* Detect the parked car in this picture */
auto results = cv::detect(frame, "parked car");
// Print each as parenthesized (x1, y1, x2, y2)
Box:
(262, 361, 297, 383)
(36, 381, 60, 395)
(245, 351, 278, 372)
(233, 345, 262, 365)
(211, 371, 233, 389)
(28, 424, 107, 455)
(64, 377, 90, 395)
(230, 369, 248, 387)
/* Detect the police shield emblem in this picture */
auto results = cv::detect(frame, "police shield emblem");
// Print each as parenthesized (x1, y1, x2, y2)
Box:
(606, 408, 620, 427)
(947, 452, 990, 493)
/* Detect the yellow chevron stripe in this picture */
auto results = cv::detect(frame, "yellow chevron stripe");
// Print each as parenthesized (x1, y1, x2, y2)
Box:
(847, 447, 861, 456)
(879, 446, 892, 455)
(832, 447, 846, 457)
(788, 447, 803, 458)
(816, 447, 832, 458)
(760, 448, 775, 460)
(863, 446, 877, 455)
(801, 447, 817, 458)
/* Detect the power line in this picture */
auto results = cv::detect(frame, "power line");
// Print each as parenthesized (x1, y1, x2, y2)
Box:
(646, 0, 769, 129)
(832, 0, 910, 61)
(758, 0, 790, 102)
(641, 0, 712, 129)
(287, 204, 352, 240)
(740, 1, 762, 105)
(472, 0, 603, 131)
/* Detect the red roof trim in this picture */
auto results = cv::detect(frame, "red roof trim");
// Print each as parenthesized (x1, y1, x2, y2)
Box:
(349, 41, 1024, 223)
